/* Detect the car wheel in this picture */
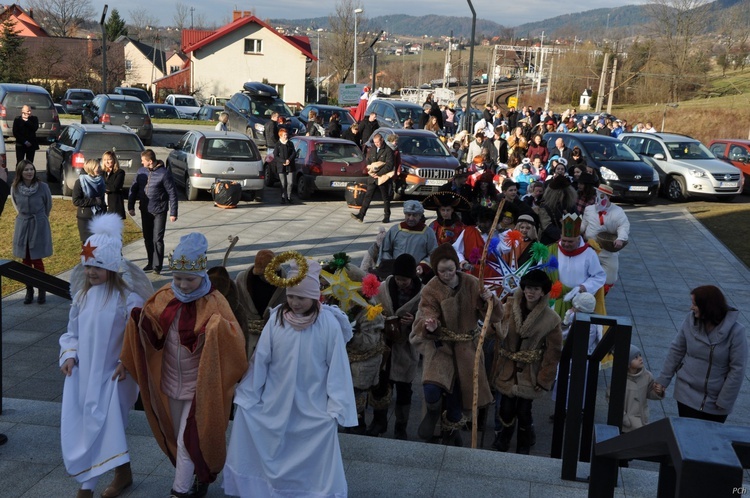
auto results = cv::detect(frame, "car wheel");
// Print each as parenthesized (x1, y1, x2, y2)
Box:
(61, 167, 72, 196)
(45, 159, 58, 183)
(263, 164, 275, 187)
(296, 175, 314, 200)
(185, 174, 199, 201)
(717, 195, 736, 203)
(665, 175, 688, 202)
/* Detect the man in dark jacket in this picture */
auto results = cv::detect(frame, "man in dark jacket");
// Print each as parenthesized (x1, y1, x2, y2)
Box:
(128, 149, 178, 274)
(483, 126, 509, 167)
(352, 133, 394, 223)
(264, 112, 280, 149)
(0, 165, 6, 446)
(12, 105, 39, 163)
(359, 112, 380, 145)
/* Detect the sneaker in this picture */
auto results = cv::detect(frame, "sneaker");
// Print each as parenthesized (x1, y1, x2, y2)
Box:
(351, 213, 363, 223)
(153, 267, 162, 275)
(143, 265, 153, 272)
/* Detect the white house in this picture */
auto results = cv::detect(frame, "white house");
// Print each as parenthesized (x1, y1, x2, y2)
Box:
(182, 12, 315, 105)
(117, 36, 168, 91)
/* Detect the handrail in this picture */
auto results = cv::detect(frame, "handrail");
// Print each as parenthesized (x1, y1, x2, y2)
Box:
(550, 313, 632, 481)
(590, 418, 750, 498)
(0, 259, 71, 413)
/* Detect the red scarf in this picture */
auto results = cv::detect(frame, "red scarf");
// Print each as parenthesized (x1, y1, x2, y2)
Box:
(159, 298, 200, 352)
(399, 221, 426, 231)
(558, 240, 590, 257)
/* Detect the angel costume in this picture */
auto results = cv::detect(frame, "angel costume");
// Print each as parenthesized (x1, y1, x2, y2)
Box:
(223, 303, 358, 497)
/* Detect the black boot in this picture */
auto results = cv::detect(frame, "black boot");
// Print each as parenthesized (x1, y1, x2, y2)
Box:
(418, 400, 442, 441)
(528, 423, 536, 447)
(23, 286, 34, 305)
(366, 409, 388, 437)
(441, 428, 463, 447)
(492, 420, 516, 452)
(349, 413, 367, 435)
(516, 425, 531, 455)
(394, 404, 411, 440)
(37, 289, 46, 305)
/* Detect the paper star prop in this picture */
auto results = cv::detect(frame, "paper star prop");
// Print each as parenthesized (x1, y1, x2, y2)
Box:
(483, 245, 546, 300)
(320, 268, 370, 313)
(81, 241, 97, 261)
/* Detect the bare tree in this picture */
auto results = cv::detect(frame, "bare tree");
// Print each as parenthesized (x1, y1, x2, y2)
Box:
(325, 0, 366, 89)
(646, 0, 709, 101)
(174, 3, 189, 31)
(717, 6, 750, 75)
(128, 8, 158, 41)
(28, 0, 95, 37)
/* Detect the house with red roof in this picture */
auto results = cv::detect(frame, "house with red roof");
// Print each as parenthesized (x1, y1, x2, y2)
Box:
(178, 11, 315, 105)
(0, 4, 49, 37)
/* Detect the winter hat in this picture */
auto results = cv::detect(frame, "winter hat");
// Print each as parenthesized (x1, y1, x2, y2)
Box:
(430, 242, 460, 271)
(403, 200, 424, 215)
(629, 345, 642, 363)
(520, 269, 552, 294)
(168, 233, 208, 276)
(578, 172, 598, 186)
(287, 259, 321, 300)
(548, 175, 572, 190)
(252, 249, 275, 276)
(572, 292, 596, 313)
(80, 213, 123, 272)
(393, 253, 418, 279)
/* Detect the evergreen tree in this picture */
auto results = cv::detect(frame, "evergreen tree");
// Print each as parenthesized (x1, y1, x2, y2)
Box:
(105, 9, 128, 42)
(0, 18, 27, 83)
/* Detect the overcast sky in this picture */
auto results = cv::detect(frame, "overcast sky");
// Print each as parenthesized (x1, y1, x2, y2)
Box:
(91, 0, 636, 28)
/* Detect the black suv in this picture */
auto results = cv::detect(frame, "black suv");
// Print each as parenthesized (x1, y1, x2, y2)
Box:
(113, 86, 153, 103)
(81, 94, 153, 145)
(224, 82, 304, 147)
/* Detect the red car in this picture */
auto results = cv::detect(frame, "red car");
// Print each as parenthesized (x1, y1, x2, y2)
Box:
(264, 136, 368, 199)
(709, 139, 750, 190)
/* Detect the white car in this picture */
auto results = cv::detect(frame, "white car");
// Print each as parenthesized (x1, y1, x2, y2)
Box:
(166, 130, 264, 201)
(164, 94, 201, 119)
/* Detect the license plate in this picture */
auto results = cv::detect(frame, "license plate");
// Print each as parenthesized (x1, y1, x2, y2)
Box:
(720, 181, 738, 188)
(330, 181, 348, 187)
(425, 179, 444, 186)
(628, 185, 648, 191)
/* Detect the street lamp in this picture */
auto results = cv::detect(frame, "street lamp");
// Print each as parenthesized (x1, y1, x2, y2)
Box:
(661, 103, 679, 132)
(353, 8, 363, 84)
(316, 28, 323, 103)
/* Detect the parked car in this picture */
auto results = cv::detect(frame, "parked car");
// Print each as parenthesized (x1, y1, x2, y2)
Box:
(545, 132, 659, 203)
(164, 94, 202, 118)
(166, 130, 264, 201)
(60, 88, 95, 115)
(620, 132, 743, 202)
(708, 139, 750, 191)
(54, 103, 65, 115)
(113, 86, 152, 103)
(224, 82, 305, 147)
(365, 128, 460, 197)
(264, 136, 368, 199)
(195, 105, 224, 122)
(81, 94, 153, 145)
(206, 95, 230, 106)
(365, 99, 423, 129)
(297, 105, 355, 134)
(45, 124, 144, 196)
(0, 83, 60, 143)
(146, 103, 181, 120)
(455, 107, 483, 134)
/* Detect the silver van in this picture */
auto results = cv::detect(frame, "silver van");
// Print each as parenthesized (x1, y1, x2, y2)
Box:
(0, 83, 60, 143)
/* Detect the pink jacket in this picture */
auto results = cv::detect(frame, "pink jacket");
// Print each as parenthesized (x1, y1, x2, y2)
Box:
(161, 310, 204, 400)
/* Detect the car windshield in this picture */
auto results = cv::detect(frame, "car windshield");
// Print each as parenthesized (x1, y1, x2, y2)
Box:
(175, 97, 199, 107)
(81, 133, 142, 152)
(202, 138, 260, 161)
(581, 140, 641, 161)
(314, 142, 363, 161)
(665, 141, 713, 160)
(395, 107, 421, 124)
(251, 97, 293, 117)
(106, 100, 147, 114)
(308, 108, 354, 125)
(397, 135, 451, 157)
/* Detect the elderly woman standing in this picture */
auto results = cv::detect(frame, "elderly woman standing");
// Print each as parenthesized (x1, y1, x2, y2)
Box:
(654, 286, 747, 423)
(12, 160, 53, 304)
(411, 243, 502, 446)
(73, 159, 107, 243)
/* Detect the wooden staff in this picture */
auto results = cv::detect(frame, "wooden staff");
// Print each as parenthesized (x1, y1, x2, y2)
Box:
(471, 199, 505, 449)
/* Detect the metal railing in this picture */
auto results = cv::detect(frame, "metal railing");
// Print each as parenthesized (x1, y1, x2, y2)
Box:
(550, 313, 632, 481)
(0, 259, 71, 413)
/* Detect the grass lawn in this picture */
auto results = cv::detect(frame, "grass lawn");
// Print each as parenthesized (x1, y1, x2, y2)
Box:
(687, 199, 750, 268)
(1, 198, 142, 296)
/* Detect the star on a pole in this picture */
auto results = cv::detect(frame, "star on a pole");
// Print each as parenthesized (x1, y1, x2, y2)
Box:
(320, 268, 369, 312)
(81, 241, 97, 261)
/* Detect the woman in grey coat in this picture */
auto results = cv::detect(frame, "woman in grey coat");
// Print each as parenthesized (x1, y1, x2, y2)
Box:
(11, 160, 53, 305)
(655, 285, 747, 423)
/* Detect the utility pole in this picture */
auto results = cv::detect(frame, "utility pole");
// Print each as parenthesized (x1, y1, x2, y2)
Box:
(190, 7, 194, 29)
(418, 43, 423, 86)
(485, 45, 494, 105)
(595, 52, 609, 113)
(544, 55, 554, 111)
(606, 56, 618, 114)
(536, 31, 545, 92)
(443, 30, 453, 89)
(99, 5, 108, 94)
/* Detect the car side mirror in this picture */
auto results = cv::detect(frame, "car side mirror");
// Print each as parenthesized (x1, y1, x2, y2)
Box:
(167, 143, 178, 149)
(653, 153, 665, 160)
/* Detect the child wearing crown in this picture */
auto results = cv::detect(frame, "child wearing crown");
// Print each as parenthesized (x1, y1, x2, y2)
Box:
(119, 233, 247, 498)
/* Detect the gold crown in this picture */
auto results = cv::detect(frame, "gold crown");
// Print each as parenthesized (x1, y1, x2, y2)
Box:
(561, 213, 582, 238)
(167, 253, 208, 272)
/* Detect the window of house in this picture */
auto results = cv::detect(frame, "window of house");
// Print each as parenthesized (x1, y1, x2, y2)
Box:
(125, 59, 132, 71)
(244, 39, 263, 54)
(169, 65, 180, 74)
(270, 84, 284, 100)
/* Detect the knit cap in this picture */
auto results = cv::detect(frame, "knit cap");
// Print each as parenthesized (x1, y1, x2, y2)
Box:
(168, 233, 208, 276)
(629, 345, 642, 363)
(393, 254, 417, 279)
(403, 200, 424, 215)
(572, 292, 596, 314)
(80, 214, 123, 272)
(287, 259, 321, 300)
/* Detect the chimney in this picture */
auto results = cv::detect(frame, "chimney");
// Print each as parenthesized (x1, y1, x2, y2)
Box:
(29, 7, 34, 19)
(232, 10, 253, 21)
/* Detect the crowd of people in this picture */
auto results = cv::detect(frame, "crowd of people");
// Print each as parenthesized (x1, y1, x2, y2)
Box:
(2, 97, 747, 497)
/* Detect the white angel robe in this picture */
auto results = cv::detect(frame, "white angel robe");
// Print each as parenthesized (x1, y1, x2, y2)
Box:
(59, 286, 142, 482)
(223, 305, 358, 498)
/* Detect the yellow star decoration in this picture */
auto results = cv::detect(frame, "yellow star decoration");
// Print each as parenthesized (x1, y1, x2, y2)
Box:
(81, 241, 97, 261)
(320, 268, 369, 312)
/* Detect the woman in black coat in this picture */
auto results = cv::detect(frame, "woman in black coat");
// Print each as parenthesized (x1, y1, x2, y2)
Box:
(102, 151, 126, 219)
(326, 112, 342, 138)
(274, 128, 297, 204)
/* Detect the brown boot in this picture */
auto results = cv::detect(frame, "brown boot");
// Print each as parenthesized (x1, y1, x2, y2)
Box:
(101, 462, 132, 498)
(76, 490, 94, 498)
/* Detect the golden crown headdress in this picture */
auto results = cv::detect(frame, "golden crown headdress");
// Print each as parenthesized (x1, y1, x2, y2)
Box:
(561, 213, 582, 238)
